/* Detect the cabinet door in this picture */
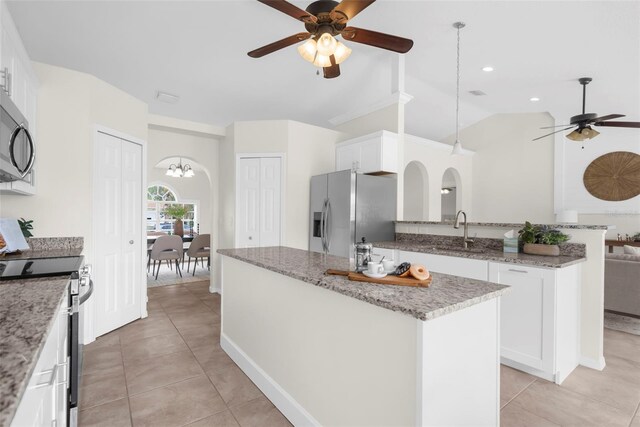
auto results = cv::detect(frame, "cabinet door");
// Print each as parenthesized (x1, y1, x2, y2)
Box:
(357, 139, 381, 174)
(336, 144, 360, 172)
(489, 263, 555, 372)
(398, 250, 488, 281)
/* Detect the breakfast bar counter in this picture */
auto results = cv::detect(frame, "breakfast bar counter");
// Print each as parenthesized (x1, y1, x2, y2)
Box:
(218, 246, 509, 426)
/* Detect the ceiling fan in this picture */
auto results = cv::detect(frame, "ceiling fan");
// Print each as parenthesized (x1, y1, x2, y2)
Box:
(247, 0, 414, 79)
(533, 77, 640, 142)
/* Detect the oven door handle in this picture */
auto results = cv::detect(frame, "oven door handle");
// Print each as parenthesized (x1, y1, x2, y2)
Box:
(79, 279, 93, 305)
(9, 124, 35, 178)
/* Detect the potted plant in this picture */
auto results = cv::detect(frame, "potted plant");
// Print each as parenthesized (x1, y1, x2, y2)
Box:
(163, 205, 188, 237)
(18, 218, 34, 238)
(518, 221, 570, 256)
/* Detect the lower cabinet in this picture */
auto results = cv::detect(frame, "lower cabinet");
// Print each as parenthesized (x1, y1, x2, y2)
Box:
(397, 250, 488, 281)
(12, 294, 68, 427)
(489, 262, 580, 384)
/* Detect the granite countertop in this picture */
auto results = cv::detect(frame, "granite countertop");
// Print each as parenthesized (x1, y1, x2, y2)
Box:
(373, 241, 586, 268)
(218, 247, 509, 322)
(0, 277, 69, 427)
(395, 220, 611, 230)
(1, 248, 83, 261)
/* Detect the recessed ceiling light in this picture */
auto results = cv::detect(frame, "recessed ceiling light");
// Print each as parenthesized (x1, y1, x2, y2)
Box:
(482, 66, 494, 72)
(530, 97, 540, 102)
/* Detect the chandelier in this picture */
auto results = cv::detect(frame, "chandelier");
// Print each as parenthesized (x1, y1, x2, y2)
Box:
(166, 158, 194, 178)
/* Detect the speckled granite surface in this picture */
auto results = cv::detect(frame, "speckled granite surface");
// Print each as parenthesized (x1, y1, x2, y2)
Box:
(375, 240, 586, 268)
(0, 277, 68, 427)
(395, 220, 610, 230)
(218, 247, 509, 322)
(395, 233, 587, 258)
(2, 237, 83, 260)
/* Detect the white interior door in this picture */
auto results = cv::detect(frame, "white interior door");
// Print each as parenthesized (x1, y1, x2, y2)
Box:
(236, 157, 281, 248)
(94, 131, 142, 336)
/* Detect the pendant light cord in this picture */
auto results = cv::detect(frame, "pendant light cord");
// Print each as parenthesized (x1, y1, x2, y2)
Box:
(455, 22, 464, 143)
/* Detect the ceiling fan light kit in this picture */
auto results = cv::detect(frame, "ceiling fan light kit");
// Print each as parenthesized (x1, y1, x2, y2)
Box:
(533, 77, 640, 143)
(248, 0, 413, 79)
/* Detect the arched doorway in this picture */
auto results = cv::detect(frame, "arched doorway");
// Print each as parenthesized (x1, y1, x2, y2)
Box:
(441, 168, 462, 221)
(403, 161, 429, 220)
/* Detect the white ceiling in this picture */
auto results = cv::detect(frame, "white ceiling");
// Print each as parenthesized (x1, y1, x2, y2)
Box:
(7, 1, 640, 141)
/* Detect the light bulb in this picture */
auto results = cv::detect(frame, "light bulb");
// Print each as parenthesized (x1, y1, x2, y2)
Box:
(316, 33, 337, 56)
(297, 39, 317, 63)
(184, 169, 194, 178)
(166, 168, 174, 176)
(333, 41, 352, 64)
(313, 54, 332, 68)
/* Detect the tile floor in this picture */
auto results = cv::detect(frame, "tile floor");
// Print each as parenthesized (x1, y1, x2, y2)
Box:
(80, 281, 640, 426)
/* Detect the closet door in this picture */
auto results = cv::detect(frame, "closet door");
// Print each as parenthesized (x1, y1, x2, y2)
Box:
(94, 131, 142, 336)
(236, 157, 281, 248)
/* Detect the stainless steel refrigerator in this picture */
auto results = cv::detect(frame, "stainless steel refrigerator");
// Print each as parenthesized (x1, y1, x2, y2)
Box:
(309, 170, 397, 258)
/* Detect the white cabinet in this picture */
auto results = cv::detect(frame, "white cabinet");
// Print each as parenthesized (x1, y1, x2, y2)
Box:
(489, 262, 579, 384)
(336, 131, 398, 174)
(12, 294, 69, 427)
(397, 249, 488, 281)
(0, 1, 38, 196)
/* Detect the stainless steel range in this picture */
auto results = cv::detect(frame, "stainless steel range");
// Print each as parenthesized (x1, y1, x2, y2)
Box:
(0, 256, 93, 427)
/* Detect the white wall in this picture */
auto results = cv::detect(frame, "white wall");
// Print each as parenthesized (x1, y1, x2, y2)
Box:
(403, 135, 474, 221)
(442, 113, 556, 224)
(147, 126, 219, 235)
(0, 62, 148, 264)
(403, 161, 426, 221)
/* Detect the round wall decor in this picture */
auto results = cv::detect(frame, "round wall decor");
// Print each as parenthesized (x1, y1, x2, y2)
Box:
(583, 151, 640, 201)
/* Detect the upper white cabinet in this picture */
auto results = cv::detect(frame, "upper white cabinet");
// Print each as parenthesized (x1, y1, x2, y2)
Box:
(0, 1, 38, 195)
(336, 131, 398, 174)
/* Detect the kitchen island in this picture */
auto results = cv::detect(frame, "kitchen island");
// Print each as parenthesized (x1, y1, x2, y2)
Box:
(218, 247, 509, 426)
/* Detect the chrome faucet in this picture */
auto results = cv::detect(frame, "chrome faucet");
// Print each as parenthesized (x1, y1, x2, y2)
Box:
(453, 210, 474, 249)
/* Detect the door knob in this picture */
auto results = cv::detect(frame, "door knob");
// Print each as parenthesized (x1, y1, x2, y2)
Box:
(129, 240, 134, 244)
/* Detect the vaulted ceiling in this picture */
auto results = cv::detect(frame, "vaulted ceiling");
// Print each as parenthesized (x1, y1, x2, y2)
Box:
(8, 1, 640, 141)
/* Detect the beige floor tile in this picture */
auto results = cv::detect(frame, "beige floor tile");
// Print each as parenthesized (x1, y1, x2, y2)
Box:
(500, 401, 559, 427)
(124, 350, 204, 396)
(207, 365, 263, 408)
(118, 316, 178, 344)
(129, 375, 227, 427)
(229, 396, 292, 427)
(186, 410, 240, 427)
(84, 332, 121, 352)
(180, 324, 221, 350)
(599, 353, 640, 385)
(560, 363, 640, 415)
(511, 379, 630, 426)
(121, 332, 188, 361)
(169, 311, 221, 331)
(78, 398, 132, 427)
(500, 365, 537, 407)
(604, 329, 640, 363)
(162, 300, 212, 316)
(80, 369, 127, 410)
(183, 281, 212, 291)
(82, 346, 124, 376)
(192, 343, 237, 374)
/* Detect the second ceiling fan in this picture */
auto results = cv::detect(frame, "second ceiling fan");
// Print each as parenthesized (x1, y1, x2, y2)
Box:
(248, 0, 414, 78)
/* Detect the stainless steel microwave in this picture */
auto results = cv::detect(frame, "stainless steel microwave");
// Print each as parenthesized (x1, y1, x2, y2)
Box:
(0, 89, 35, 183)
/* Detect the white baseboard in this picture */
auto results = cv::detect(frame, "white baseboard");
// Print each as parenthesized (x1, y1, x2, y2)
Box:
(579, 355, 606, 371)
(220, 333, 320, 427)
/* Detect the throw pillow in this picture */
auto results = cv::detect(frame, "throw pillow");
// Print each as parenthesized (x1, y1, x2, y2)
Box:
(623, 245, 640, 255)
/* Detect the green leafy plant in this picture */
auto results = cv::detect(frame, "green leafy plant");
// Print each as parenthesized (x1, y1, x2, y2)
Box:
(18, 218, 34, 238)
(518, 221, 570, 245)
(163, 204, 188, 220)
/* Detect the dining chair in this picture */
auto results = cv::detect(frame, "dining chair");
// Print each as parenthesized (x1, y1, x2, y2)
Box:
(149, 235, 184, 280)
(185, 234, 210, 276)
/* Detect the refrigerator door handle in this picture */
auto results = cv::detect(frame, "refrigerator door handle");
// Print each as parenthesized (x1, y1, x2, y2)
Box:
(325, 199, 332, 252)
(320, 199, 327, 252)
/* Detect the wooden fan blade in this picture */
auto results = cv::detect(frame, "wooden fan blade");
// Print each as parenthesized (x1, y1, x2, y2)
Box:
(257, 0, 317, 23)
(532, 126, 575, 141)
(248, 32, 310, 58)
(341, 26, 413, 53)
(323, 55, 340, 79)
(594, 121, 640, 128)
(330, 0, 376, 23)
(592, 114, 625, 122)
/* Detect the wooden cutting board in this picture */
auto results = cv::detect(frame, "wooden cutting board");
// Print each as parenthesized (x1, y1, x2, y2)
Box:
(326, 269, 432, 288)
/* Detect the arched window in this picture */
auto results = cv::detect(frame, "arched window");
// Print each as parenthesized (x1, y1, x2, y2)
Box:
(146, 185, 199, 234)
